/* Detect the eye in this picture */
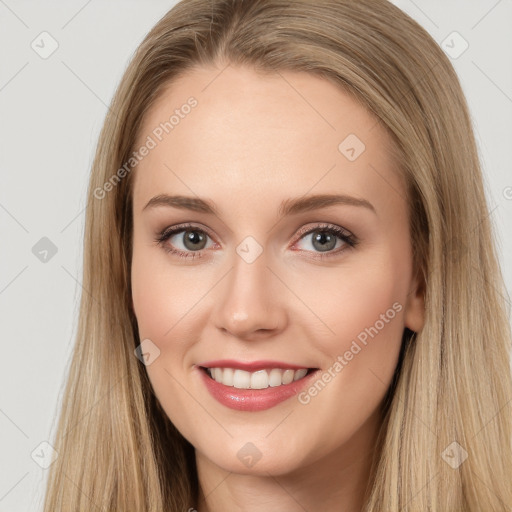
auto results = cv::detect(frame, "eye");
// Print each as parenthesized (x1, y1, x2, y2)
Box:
(155, 222, 357, 260)
(154, 223, 215, 259)
(293, 223, 357, 258)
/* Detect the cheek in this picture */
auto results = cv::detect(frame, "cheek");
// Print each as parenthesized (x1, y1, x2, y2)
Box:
(131, 246, 202, 439)
(131, 238, 202, 343)
(336, 267, 404, 350)
(297, 252, 407, 350)
(296, 248, 409, 401)
(131, 258, 171, 342)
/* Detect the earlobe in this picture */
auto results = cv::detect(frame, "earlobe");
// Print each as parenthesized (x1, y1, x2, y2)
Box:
(404, 273, 426, 333)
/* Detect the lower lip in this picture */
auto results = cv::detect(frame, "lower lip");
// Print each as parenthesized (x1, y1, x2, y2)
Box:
(198, 367, 319, 411)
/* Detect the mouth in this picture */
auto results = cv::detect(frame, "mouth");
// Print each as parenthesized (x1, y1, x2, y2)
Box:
(196, 362, 320, 412)
(200, 366, 317, 390)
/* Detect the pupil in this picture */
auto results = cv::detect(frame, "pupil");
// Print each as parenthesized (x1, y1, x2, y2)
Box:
(184, 230, 206, 250)
(313, 231, 336, 252)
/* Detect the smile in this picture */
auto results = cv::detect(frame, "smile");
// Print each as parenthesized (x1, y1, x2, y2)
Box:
(196, 360, 320, 411)
(203, 367, 311, 389)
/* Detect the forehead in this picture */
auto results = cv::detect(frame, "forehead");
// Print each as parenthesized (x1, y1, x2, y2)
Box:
(132, 65, 405, 216)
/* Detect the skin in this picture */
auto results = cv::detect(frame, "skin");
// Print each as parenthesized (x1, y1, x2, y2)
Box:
(130, 63, 425, 512)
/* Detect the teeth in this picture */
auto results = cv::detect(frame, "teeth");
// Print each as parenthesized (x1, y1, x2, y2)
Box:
(282, 369, 295, 385)
(223, 367, 234, 386)
(250, 370, 268, 390)
(269, 368, 283, 387)
(233, 369, 251, 389)
(206, 367, 309, 389)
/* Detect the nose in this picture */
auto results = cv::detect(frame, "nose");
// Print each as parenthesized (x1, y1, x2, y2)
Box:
(212, 250, 287, 340)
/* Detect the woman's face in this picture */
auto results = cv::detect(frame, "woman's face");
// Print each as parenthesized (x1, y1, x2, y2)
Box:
(130, 64, 424, 476)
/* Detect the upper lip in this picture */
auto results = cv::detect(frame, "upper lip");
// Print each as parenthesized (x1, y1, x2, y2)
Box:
(197, 359, 317, 372)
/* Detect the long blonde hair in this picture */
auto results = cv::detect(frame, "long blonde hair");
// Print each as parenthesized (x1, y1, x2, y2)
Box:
(43, 0, 512, 510)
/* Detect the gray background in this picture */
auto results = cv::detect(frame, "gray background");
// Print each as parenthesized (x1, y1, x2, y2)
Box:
(0, 1, 511, 510)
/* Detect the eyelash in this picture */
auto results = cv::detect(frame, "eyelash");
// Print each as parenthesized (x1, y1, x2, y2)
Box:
(154, 222, 358, 260)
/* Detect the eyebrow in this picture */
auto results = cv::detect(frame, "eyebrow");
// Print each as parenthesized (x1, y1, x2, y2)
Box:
(142, 193, 376, 216)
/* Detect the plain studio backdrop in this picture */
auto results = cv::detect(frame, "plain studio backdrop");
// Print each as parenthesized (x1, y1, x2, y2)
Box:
(0, 1, 511, 510)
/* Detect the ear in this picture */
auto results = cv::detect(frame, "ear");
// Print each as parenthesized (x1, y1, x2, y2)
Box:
(404, 269, 425, 332)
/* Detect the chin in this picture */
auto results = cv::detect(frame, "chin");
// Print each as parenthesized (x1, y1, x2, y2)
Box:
(195, 436, 312, 477)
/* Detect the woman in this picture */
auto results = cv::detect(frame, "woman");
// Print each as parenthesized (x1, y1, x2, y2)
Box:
(43, 0, 512, 510)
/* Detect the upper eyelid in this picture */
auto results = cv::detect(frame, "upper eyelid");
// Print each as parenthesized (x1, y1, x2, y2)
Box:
(162, 222, 216, 242)
(294, 223, 353, 238)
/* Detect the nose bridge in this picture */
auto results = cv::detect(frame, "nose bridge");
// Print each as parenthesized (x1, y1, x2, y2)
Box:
(212, 242, 285, 337)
